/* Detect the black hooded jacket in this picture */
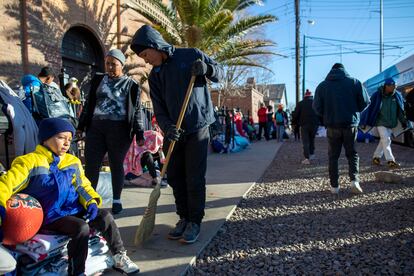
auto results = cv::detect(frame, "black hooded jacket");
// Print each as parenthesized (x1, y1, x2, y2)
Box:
(313, 67, 370, 128)
(293, 96, 320, 127)
(131, 25, 224, 134)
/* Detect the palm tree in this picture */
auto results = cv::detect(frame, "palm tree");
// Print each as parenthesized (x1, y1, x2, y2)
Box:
(123, 0, 278, 70)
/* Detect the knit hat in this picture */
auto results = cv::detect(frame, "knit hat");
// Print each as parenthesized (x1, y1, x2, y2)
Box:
(304, 89, 312, 97)
(106, 49, 126, 66)
(38, 66, 55, 77)
(332, 63, 345, 70)
(384, 78, 395, 86)
(38, 118, 75, 143)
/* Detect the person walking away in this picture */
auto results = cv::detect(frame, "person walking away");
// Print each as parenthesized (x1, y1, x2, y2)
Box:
(313, 63, 370, 194)
(130, 25, 224, 244)
(290, 109, 300, 142)
(257, 103, 268, 140)
(292, 89, 320, 164)
(77, 49, 145, 215)
(0, 118, 139, 275)
(275, 104, 288, 142)
(266, 105, 274, 139)
(360, 78, 410, 168)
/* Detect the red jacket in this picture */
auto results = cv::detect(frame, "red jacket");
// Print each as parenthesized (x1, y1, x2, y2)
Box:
(257, 107, 267, 123)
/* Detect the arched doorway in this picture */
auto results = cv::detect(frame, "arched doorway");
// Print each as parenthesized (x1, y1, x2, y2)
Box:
(61, 26, 104, 95)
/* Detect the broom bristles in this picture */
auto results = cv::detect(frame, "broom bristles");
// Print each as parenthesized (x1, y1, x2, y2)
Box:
(134, 183, 161, 245)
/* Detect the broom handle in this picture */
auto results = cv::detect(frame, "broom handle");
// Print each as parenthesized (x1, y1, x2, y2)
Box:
(160, 75, 196, 178)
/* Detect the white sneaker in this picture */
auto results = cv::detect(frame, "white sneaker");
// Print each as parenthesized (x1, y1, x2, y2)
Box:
(309, 154, 316, 160)
(351, 181, 363, 194)
(301, 158, 311, 165)
(330, 186, 340, 194)
(160, 179, 168, 188)
(113, 251, 140, 274)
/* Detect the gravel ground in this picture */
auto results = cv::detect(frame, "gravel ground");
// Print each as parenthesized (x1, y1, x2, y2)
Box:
(190, 137, 414, 275)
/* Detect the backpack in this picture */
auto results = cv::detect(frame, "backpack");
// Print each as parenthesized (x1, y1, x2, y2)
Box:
(20, 74, 42, 114)
(276, 112, 284, 123)
(21, 75, 76, 124)
(33, 83, 76, 124)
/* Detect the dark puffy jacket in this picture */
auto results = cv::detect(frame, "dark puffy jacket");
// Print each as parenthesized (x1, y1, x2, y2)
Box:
(130, 25, 224, 134)
(292, 96, 320, 127)
(313, 67, 370, 128)
(78, 73, 144, 139)
(360, 86, 406, 127)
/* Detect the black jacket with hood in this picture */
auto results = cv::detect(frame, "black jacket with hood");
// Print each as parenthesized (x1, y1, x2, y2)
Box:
(293, 96, 320, 127)
(130, 25, 224, 135)
(313, 67, 370, 128)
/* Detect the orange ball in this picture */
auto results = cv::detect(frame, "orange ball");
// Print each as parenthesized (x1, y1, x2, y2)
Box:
(2, 193, 43, 245)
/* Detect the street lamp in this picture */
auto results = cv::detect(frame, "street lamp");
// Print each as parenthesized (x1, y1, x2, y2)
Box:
(302, 20, 315, 99)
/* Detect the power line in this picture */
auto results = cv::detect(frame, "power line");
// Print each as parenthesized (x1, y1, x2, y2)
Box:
(302, 15, 414, 20)
(306, 36, 403, 48)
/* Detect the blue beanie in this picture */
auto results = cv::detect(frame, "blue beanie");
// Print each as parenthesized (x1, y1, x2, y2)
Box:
(38, 118, 75, 143)
(384, 78, 395, 86)
(106, 49, 126, 65)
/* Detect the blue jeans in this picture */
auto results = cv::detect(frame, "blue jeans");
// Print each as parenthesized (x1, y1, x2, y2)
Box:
(327, 127, 359, 188)
(276, 125, 285, 142)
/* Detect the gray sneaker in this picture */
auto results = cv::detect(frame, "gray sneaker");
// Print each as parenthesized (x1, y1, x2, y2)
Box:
(167, 219, 187, 240)
(179, 222, 200, 244)
(113, 251, 139, 275)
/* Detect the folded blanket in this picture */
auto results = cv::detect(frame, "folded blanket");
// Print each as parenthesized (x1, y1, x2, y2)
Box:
(13, 234, 69, 262)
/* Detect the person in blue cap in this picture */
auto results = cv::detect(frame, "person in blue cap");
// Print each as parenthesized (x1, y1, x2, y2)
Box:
(360, 77, 410, 168)
(0, 118, 139, 275)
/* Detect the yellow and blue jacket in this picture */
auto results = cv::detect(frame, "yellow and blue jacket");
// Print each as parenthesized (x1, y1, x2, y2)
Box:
(0, 145, 101, 225)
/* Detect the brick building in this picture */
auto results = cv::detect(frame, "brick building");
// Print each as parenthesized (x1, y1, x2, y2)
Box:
(0, 0, 171, 102)
(211, 77, 263, 123)
(211, 77, 287, 123)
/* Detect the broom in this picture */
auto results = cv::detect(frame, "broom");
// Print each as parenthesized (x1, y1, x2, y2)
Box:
(135, 75, 196, 245)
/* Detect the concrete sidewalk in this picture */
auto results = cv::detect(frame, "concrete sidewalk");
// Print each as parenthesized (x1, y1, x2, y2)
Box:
(101, 139, 281, 275)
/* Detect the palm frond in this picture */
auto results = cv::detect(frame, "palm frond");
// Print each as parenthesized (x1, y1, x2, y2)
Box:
(224, 15, 277, 41)
(235, 0, 264, 11)
(173, 0, 198, 25)
(224, 59, 273, 72)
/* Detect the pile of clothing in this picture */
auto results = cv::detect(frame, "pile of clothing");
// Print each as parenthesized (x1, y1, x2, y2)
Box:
(5, 230, 113, 275)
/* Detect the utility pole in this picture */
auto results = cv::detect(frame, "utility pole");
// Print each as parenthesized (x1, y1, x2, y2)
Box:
(379, 0, 383, 72)
(295, 0, 300, 104)
(116, 0, 121, 49)
(302, 35, 306, 98)
(20, 0, 29, 74)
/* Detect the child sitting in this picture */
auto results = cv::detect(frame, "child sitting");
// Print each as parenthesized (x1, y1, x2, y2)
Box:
(0, 118, 139, 276)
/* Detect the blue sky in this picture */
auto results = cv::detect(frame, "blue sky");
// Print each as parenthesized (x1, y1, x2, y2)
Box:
(248, 0, 414, 107)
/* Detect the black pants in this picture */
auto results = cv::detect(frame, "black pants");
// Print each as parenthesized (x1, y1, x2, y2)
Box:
(42, 209, 124, 276)
(84, 119, 132, 200)
(300, 125, 318, 158)
(141, 152, 157, 178)
(164, 127, 209, 224)
(258, 122, 268, 140)
(293, 125, 300, 140)
(327, 127, 359, 188)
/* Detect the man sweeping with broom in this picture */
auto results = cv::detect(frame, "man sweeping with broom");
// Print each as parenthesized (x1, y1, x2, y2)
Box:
(131, 25, 223, 244)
